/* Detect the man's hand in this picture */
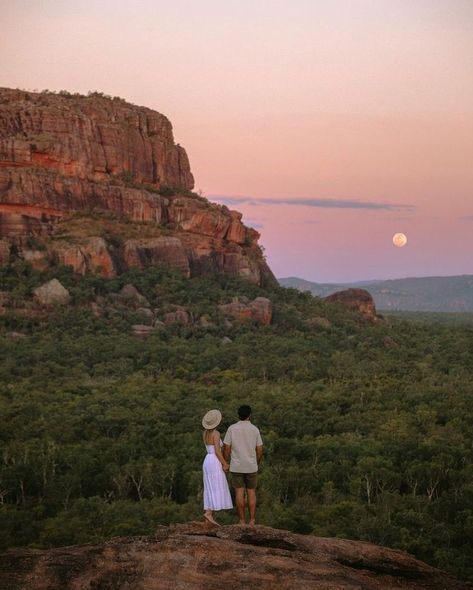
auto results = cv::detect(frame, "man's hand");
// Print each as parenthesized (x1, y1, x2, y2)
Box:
(256, 445, 263, 464)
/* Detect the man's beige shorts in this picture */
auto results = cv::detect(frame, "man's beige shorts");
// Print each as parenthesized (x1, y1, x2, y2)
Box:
(231, 472, 258, 489)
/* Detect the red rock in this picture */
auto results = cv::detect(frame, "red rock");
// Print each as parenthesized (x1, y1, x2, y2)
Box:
(0, 88, 193, 188)
(249, 297, 272, 325)
(54, 237, 116, 277)
(323, 288, 378, 322)
(123, 237, 190, 277)
(179, 208, 231, 239)
(219, 296, 272, 325)
(0, 239, 10, 264)
(83, 237, 116, 277)
(219, 297, 253, 322)
(0, 89, 276, 287)
(0, 523, 469, 590)
(54, 244, 87, 275)
(225, 210, 247, 244)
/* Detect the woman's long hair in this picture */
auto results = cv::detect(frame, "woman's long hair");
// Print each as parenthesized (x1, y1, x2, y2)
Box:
(203, 427, 216, 444)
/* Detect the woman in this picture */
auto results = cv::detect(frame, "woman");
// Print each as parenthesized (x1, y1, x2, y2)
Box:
(202, 409, 233, 525)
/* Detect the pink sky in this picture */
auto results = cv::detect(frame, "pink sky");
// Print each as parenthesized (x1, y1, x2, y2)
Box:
(1, 0, 472, 281)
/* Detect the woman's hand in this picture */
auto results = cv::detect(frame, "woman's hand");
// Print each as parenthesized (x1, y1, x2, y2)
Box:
(222, 462, 229, 472)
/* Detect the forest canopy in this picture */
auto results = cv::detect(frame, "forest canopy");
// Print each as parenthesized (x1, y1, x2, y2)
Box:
(1, 264, 472, 582)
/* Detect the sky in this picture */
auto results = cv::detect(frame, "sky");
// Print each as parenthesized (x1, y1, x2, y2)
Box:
(1, 0, 472, 282)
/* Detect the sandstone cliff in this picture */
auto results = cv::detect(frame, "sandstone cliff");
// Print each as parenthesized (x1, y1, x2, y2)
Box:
(0, 88, 275, 286)
(0, 523, 470, 590)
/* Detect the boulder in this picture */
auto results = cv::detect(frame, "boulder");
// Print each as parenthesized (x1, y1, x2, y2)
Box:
(118, 284, 150, 307)
(219, 296, 272, 326)
(164, 308, 190, 325)
(131, 324, 155, 338)
(219, 297, 252, 322)
(6, 331, 27, 339)
(33, 279, 70, 306)
(249, 297, 272, 325)
(323, 288, 378, 322)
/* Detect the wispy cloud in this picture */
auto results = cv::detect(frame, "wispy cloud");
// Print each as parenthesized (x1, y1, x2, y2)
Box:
(210, 194, 415, 211)
(458, 215, 473, 221)
(382, 216, 411, 221)
(288, 219, 320, 225)
(247, 221, 264, 229)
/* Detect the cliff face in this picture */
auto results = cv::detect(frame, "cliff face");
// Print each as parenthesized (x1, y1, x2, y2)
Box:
(0, 88, 193, 188)
(0, 523, 470, 590)
(0, 88, 275, 286)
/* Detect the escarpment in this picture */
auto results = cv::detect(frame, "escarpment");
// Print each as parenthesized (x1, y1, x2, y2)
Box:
(0, 88, 275, 286)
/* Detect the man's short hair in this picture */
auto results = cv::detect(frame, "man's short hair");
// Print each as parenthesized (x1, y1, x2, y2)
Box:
(238, 405, 252, 420)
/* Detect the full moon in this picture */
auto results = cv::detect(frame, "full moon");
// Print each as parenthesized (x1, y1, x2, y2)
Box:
(393, 233, 408, 247)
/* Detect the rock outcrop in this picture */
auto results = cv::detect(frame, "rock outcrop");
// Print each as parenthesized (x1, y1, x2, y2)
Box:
(118, 283, 150, 307)
(219, 296, 273, 325)
(33, 278, 70, 306)
(0, 88, 275, 286)
(0, 88, 193, 188)
(0, 523, 469, 590)
(323, 288, 378, 322)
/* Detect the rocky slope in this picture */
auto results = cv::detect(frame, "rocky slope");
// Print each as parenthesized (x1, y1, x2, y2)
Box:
(0, 88, 274, 286)
(1, 523, 470, 590)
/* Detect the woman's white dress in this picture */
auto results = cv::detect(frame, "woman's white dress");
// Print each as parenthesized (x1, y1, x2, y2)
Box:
(203, 443, 233, 511)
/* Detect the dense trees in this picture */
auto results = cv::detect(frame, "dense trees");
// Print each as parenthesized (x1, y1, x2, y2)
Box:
(1, 265, 472, 581)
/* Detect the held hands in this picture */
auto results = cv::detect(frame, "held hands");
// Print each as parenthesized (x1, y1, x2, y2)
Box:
(222, 462, 230, 472)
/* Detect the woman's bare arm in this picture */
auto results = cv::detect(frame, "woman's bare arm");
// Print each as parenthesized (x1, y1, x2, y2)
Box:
(213, 432, 229, 471)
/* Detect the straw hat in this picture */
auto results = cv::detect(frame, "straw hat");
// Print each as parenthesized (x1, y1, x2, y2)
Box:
(202, 409, 222, 430)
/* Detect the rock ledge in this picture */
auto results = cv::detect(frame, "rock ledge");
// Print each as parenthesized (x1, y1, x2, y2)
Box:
(0, 523, 470, 590)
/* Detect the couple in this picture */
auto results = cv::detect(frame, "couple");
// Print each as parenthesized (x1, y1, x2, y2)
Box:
(202, 405, 263, 526)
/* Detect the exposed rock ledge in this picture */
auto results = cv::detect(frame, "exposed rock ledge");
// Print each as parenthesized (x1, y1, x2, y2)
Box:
(0, 523, 470, 590)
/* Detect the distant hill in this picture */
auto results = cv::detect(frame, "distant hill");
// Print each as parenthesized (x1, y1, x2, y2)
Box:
(279, 275, 473, 312)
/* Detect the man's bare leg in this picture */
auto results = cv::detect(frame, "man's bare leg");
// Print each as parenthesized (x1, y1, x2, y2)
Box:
(247, 488, 257, 526)
(235, 488, 246, 525)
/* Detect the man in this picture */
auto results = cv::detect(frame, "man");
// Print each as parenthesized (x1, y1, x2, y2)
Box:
(223, 405, 263, 526)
